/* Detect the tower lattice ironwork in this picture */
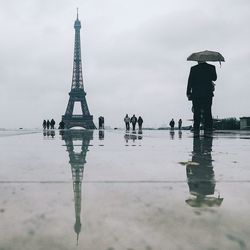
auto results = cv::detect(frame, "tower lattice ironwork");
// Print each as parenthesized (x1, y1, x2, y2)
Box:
(61, 129, 93, 244)
(62, 11, 96, 129)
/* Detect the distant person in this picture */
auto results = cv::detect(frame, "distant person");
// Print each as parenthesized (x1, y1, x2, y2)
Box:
(59, 120, 65, 129)
(124, 114, 130, 131)
(98, 116, 104, 129)
(43, 120, 46, 130)
(138, 116, 143, 130)
(187, 61, 217, 135)
(169, 119, 175, 130)
(178, 119, 182, 130)
(50, 119, 55, 129)
(130, 114, 137, 131)
(46, 119, 50, 129)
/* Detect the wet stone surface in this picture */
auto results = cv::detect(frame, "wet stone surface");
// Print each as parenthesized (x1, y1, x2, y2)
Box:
(0, 129, 250, 250)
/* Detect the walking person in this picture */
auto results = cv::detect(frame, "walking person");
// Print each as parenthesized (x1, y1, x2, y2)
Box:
(187, 61, 217, 136)
(43, 120, 46, 130)
(178, 119, 182, 130)
(124, 114, 130, 131)
(138, 116, 143, 131)
(50, 119, 55, 129)
(130, 114, 137, 131)
(46, 119, 50, 129)
(169, 119, 175, 130)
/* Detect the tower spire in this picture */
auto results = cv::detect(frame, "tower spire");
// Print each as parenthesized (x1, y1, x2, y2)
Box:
(77, 7, 79, 20)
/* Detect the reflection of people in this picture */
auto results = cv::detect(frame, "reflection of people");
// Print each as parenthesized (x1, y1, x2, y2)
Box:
(187, 61, 217, 135)
(185, 136, 223, 207)
(99, 130, 104, 140)
(178, 130, 182, 139)
(170, 130, 175, 139)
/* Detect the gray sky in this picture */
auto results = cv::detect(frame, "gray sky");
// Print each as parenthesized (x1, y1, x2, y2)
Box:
(0, 0, 250, 129)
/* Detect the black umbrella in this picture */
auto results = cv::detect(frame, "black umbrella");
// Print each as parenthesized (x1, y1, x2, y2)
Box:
(187, 50, 225, 63)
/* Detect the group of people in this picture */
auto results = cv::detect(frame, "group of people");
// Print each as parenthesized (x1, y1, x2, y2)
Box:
(43, 119, 56, 129)
(124, 114, 143, 131)
(169, 119, 182, 130)
(42, 119, 65, 129)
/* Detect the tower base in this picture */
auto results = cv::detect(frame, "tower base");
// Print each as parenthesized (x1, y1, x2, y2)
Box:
(62, 115, 96, 129)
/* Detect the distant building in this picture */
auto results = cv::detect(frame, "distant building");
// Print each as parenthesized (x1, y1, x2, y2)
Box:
(240, 117, 250, 130)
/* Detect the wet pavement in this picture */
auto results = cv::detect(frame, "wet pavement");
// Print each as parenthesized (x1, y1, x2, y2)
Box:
(0, 129, 250, 250)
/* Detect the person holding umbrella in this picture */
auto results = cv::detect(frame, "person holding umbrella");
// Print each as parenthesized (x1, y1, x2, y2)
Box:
(186, 50, 224, 136)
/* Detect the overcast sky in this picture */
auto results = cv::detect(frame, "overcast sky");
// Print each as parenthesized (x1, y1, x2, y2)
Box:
(0, 0, 250, 129)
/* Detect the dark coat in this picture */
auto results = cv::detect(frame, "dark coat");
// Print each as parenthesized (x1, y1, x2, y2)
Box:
(187, 63, 217, 99)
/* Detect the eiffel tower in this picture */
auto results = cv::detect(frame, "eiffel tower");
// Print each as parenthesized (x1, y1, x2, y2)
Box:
(62, 10, 96, 129)
(61, 129, 93, 244)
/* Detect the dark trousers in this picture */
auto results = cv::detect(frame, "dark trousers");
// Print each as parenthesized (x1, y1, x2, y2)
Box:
(192, 97, 213, 132)
(132, 123, 136, 130)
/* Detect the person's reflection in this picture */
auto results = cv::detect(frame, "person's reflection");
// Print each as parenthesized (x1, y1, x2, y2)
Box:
(178, 130, 182, 139)
(43, 130, 55, 138)
(138, 130, 143, 140)
(61, 130, 93, 244)
(98, 130, 104, 140)
(186, 136, 223, 207)
(170, 130, 175, 140)
(124, 131, 143, 144)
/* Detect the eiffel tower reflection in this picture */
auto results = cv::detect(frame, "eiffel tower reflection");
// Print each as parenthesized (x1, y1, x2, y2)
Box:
(61, 129, 93, 244)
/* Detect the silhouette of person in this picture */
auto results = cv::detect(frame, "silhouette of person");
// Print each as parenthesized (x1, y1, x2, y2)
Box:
(124, 114, 130, 131)
(43, 120, 46, 130)
(50, 119, 55, 129)
(187, 61, 217, 135)
(185, 136, 223, 207)
(138, 116, 143, 131)
(178, 119, 182, 130)
(46, 119, 50, 129)
(59, 120, 65, 129)
(169, 119, 175, 130)
(130, 114, 137, 131)
(98, 116, 104, 129)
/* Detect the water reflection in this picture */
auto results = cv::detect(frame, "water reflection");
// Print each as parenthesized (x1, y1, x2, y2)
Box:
(98, 130, 104, 140)
(43, 129, 55, 138)
(124, 131, 143, 144)
(61, 129, 93, 244)
(170, 130, 175, 140)
(186, 136, 223, 207)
